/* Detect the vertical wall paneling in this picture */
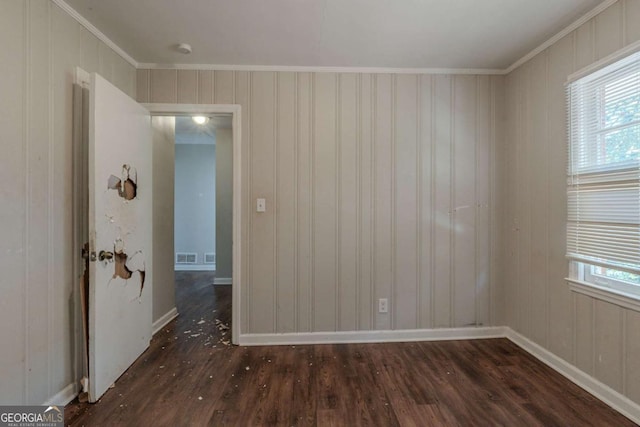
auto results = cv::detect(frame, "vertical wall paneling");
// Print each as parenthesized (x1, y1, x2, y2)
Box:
(547, 33, 574, 363)
(136, 69, 149, 103)
(594, 1, 623, 60)
(517, 64, 532, 338)
(475, 76, 491, 327)
(276, 72, 296, 332)
(575, 295, 596, 375)
(312, 73, 338, 331)
(214, 71, 235, 104)
(152, 117, 176, 321)
(52, 2, 80, 396)
(626, 310, 640, 402)
(113, 55, 134, 98)
(358, 73, 373, 330)
(1, 0, 28, 403)
(419, 75, 433, 328)
(514, 65, 524, 335)
(529, 52, 548, 347)
(150, 69, 177, 103)
(177, 70, 197, 104)
(10, 0, 640, 409)
(79, 28, 99, 80)
(295, 73, 312, 332)
(0, 0, 137, 405)
(504, 2, 640, 408)
(625, 0, 640, 46)
(273, 71, 279, 333)
(594, 301, 623, 392)
(234, 71, 251, 332)
(433, 75, 452, 327)
(390, 75, 396, 330)
(338, 74, 358, 331)
(0, 1, 136, 404)
(139, 68, 504, 335)
(97, 41, 113, 82)
(249, 72, 276, 333)
(574, 20, 595, 72)
(453, 75, 477, 327)
(394, 74, 418, 329)
(503, 72, 517, 330)
(197, 70, 213, 104)
(489, 75, 503, 326)
(374, 74, 393, 330)
(27, 0, 50, 404)
(370, 75, 378, 329)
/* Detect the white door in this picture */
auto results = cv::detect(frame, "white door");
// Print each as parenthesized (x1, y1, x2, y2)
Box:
(88, 73, 152, 402)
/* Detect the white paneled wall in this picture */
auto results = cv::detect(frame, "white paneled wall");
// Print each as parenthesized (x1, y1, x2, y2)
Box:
(3, 0, 639, 412)
(504, 0, 640, 405)
(138, 69, 505, 335)
(0, 0, 136, 404)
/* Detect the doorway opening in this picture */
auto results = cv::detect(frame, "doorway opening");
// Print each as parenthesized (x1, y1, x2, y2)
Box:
(72, 70, 242, 402)
(174, 114, 232, 344)
(147, 104, 242, 346)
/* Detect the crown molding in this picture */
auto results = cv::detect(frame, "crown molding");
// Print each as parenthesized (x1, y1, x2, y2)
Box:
(136, 63, 504, 75)
(51, 0, 139, 68)
(504, 0, 618, 74)
(53, 0, 616, 77)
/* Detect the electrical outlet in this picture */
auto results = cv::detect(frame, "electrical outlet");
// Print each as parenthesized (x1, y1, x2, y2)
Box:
(378, 298, 388, 313)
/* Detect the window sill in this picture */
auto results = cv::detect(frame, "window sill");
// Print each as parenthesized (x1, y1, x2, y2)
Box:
(566, 278, 640, 312)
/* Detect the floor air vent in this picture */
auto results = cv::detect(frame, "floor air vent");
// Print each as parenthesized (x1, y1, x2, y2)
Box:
(175, 253, 197, 264)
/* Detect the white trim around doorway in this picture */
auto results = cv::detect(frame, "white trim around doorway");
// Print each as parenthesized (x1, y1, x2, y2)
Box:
(144, 103, 242, 345)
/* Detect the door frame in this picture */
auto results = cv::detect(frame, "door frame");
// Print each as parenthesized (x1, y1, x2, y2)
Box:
(145, 103, 242, 344)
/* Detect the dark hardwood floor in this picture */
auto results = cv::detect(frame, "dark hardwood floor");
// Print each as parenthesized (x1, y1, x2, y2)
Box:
(65, 272, 635, 426)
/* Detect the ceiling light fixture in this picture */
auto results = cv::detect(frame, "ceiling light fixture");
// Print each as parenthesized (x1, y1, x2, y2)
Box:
(192, 116, 209, 125)
(176, 43, 192, 54)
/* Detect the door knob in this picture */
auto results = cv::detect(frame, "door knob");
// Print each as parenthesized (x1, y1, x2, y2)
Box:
(99, 250, 114, 261)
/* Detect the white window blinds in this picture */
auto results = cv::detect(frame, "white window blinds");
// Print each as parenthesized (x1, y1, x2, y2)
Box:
(567, 50, 640, 274)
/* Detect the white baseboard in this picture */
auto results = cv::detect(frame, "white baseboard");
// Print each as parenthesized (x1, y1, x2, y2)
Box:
(153, 307, 179, 335)
(239, 326, 507, 346)
(238, 325, 639, 423)
(174, 264, 215, 271)
(44, 317, 637, 423)
(43, 382, 77, 406)
(505, 328, 640, 424)
(214, 277, 232, 285)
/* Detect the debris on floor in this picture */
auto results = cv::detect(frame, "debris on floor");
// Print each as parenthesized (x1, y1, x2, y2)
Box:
(215, 319, 229, 331)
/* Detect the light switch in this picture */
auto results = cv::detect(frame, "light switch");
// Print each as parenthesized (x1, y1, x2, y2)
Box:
(257, 198, 266, 212)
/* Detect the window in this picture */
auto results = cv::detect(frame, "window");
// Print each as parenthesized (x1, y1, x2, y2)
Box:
(567, 50, 640, 300)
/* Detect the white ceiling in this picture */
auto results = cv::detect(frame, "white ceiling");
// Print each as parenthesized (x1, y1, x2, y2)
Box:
(65, 0, 604, 70)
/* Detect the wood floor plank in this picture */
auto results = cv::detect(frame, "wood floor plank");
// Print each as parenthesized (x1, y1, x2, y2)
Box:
(64, 272, 637, 426)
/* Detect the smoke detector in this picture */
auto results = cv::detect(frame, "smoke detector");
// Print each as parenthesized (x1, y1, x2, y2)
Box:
(176, 43, 192, 54)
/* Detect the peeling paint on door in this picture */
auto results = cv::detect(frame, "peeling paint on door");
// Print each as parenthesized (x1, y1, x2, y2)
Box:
(111, 238, 146, 296)
(107, 164, 137, 200)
